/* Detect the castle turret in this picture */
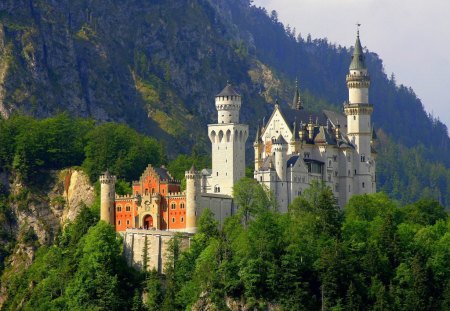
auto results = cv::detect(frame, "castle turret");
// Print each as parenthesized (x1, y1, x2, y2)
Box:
(290, 119, 300, 154)
(344, 28, 374, 194)
(273, 135, 288, 181)
(254, 124, 263, 171)
(100, 170, 116, 226)
(215, 82, 241, 124)
(208, 82, 248, 196)
(185, 165, 200, 233)
(292, 79, 304, 110)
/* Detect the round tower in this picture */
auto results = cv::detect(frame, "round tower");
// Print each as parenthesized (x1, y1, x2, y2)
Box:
(99, 170, 116, 226)
(273, 135, 288, 181)
(215, 82, 241, 124)
(208, 82, 248, 196)
(344, 27, 374, 195)
(185, 165, 200, 233)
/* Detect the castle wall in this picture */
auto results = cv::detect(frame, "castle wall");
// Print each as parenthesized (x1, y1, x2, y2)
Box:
(199, 194, 234, 225)
(123, 229, 192, 274)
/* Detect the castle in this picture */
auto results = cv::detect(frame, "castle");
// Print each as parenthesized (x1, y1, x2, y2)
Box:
(100, 31, 376, 234)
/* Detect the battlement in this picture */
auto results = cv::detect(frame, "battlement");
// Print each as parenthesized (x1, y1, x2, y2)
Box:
(116, 194, 134, 200)
(99, 172, 116, 184)
(166, 191, 186, 197)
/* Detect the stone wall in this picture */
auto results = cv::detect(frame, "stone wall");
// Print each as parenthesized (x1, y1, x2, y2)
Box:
(123, 229, 192, 274)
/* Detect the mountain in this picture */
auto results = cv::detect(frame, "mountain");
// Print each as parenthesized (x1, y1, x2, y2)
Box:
(0, 0, 449, 201)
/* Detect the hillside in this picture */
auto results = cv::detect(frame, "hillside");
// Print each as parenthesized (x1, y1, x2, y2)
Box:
(0, 1, 449, 201)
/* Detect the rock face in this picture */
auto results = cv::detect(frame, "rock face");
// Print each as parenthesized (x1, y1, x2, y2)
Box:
(62, 169, 95, 224)
(9, 169, 95, 245)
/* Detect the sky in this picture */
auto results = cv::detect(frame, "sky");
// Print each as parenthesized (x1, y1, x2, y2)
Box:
(253, 0, 450, 129)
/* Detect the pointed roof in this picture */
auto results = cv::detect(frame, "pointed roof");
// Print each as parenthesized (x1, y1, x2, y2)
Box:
(188, 164, 196, 173)
(292, 79, 303, 110)
(349, 30, 366, 70)
(216, 82, 240, 97)
(274, 134, 288, 145)
(254, 124, 262, 144)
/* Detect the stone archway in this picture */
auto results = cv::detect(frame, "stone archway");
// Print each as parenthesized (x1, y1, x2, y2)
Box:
(143, 214, 153, 229)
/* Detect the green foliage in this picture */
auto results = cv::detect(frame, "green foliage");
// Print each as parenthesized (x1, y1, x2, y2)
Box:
(146, 183, 450, 310)
(83, 123, 164, 182)
(0, 205, 140, 310)
(0, 114, 165, 184)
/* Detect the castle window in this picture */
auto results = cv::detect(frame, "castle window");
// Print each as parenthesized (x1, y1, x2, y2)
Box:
(126, 220, 130, 226)
(180, 203, 185, 209)
(152, 188, 155, 194)
(354, 116, 356, 120)
(362, 182, 365, 188)
(171, 203, 176, 210)
(145, 189, 148, 195)
(361, 155, 366, 162)
(348, 170, 350, 176)
(172, 217, 175, 223)
(354, 169, 357, 175)
(117, 206, 122, 212)
(126, 206, 131, 212)
(347, 156, 351, 162)
(333, 155, 337, 162)
(217, 172, 219, 176)
(328, 160, 332, 167)
(260, 176, 262, 182)
(334, 171, 338, 177)
(181, 217, 184, 223)
(304, 152, 310, 159)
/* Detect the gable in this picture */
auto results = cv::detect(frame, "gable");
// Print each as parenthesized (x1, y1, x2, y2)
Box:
(261, 106, 293, 144)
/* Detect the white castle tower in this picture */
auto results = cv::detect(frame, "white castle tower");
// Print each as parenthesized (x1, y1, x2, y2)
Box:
(208, 83, 248, 196)
(100, 170, 116, 225)
(344, 29, 376, 194)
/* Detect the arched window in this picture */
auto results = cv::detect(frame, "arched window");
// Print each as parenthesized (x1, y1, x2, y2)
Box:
(126, 220, 130, 226)
(180, 203, 185, 209)
(362, 182, 365, 188)
(126, 206, 131, 212)
(117, 206, 122, 212)
(172, 217, 175, 223)
(181, 217, 184, 223)
(171, 202, 176, 210)
(118, 220, 121, 225)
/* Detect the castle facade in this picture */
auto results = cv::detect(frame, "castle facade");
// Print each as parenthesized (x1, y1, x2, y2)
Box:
(100, 32, 375, 233)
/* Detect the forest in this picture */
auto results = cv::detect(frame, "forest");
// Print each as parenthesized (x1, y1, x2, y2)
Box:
(1, 177, 449, 310)
(0, 116, 447, 310)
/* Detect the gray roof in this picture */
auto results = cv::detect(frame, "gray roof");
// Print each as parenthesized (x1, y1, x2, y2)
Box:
(260, 156, 274, 171)
(216, 83, 240, 97)
(287, 155, 300, 167)
(274, 134, 288, 145)
(154, 167, 172, 181)
(349, 34, 366, 70)
(278, 106, 327, 127)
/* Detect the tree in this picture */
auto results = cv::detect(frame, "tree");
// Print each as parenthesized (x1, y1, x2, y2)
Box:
(65, 222, 124, 310)
(233, 178, 274, 227)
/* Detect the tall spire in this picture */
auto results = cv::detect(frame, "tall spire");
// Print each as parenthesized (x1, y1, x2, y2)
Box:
(254, 123, 262, 144)
(349, 24, 366, 70)
(292, 78, 304, 110)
